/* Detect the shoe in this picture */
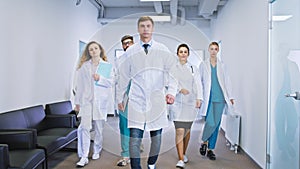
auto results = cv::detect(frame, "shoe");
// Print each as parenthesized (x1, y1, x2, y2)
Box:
(116, 157, 130, 166)
(76, 157, 88, 167)
(183, 155, 188, 163)
(92, 153, 100, 160)
(176, 160, 185, 168)
(199, 143, 207, 156)
(148, 164, 156, 169)
(207, 150, 216, 160)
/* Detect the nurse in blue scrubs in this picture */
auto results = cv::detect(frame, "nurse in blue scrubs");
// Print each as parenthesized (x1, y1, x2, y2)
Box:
(198, 41, 234, 160)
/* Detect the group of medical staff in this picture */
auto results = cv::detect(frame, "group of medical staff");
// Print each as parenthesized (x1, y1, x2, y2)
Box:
(73, 16, 234, 169)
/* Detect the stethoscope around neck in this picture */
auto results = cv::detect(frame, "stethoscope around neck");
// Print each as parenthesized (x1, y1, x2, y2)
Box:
(190, 66, 194, 76)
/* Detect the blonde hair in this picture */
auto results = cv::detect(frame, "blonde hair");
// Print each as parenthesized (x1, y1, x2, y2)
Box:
(209, 41, 219, 49)
(77, 41, 107, 70)
(137, 16, 154, 27)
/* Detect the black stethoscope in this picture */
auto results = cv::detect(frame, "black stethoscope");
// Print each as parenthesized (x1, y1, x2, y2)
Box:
(190, 66, 194, 76)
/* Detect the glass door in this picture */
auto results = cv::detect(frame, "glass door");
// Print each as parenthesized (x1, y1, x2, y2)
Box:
(267, 0, 300, 169)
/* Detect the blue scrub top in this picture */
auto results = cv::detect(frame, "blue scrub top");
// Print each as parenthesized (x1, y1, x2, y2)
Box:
(210, 64, 225, 102)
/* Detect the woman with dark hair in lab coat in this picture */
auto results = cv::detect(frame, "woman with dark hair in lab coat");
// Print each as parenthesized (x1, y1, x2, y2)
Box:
(169, 43, 203, 168)
(198, 41, 234, 160)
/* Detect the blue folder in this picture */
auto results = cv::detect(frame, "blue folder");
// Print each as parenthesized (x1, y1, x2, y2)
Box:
(96, 61, 112, 79)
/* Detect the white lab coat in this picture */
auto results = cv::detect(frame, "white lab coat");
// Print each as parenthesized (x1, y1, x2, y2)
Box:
(75, 59, 114, 123)
(169, 61, 203, 121)
(75, 59, 114, 158)
(115, 51, 129, 114)
(117, 40, 178, 131)
(197, 58, 234, 119)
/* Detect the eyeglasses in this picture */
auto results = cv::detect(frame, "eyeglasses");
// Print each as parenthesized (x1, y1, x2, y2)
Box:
(122, 40, 133, 46)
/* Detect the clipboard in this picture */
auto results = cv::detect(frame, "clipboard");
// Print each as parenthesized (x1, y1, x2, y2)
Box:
(96, 61, 112, 78)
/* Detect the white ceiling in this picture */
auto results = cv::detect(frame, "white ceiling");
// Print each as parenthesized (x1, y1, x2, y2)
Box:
(78, 0, 229, 25)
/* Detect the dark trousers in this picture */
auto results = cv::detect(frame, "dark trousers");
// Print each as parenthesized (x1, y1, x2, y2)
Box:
(130, 128, 162, 169)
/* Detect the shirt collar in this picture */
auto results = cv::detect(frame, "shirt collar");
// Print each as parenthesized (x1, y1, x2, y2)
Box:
(140, 40, 152, 48)
(177, 61, 190, 67)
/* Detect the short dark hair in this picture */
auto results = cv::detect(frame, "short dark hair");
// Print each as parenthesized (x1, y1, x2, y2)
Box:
(121, 35, 133, 43)
(177, 43, 190, 55)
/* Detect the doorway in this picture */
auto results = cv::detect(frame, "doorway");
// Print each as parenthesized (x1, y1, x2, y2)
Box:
(267, 0, 300, 169)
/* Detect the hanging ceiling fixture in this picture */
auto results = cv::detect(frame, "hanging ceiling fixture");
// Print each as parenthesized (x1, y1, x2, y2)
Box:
(272, 15, 293, 21)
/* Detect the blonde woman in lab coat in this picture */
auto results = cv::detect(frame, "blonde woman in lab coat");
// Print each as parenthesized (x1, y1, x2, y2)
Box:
(198, 41, 234, 160)
(74, 41, 114, 167)
(169, 44, 203, 168)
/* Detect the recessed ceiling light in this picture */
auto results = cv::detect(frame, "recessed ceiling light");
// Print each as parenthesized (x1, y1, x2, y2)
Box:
(149, 15, 171, 22)
(272, 15, 293, 21)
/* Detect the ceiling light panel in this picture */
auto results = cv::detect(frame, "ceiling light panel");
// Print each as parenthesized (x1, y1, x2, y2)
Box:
(140, 0, 170, 2)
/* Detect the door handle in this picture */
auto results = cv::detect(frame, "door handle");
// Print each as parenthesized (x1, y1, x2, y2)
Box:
(285, 91, 300, 100)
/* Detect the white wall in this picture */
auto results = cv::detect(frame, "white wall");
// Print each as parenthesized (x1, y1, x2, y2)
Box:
(210, 0, 269, 168)
(0, 0, 101, 112)
(0, 1, 210, 113)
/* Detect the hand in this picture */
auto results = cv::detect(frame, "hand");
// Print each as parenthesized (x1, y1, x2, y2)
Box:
(93, 74, 100, 81)
(75, 104, 80, 112)
(180, 89, 189, 95)
(230, 99, 234, 105)
(166, 94, 175, 104)
(118, 103, 125, 111)
(195, 99, 201, 108)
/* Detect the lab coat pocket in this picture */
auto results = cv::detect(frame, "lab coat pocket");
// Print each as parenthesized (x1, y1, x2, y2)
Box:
(183, 93, 196, 106)
(169, 101, 181, 120)
(225, 104, 239, 116)
(99, 99, 109, 112)
(170, 94, 183, 120)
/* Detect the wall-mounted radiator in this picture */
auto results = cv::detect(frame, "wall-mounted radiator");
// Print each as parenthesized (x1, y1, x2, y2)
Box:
(223, 114, 241, 154)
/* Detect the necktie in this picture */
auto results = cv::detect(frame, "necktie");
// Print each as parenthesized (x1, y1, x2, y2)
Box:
(143, 44, 149, 54)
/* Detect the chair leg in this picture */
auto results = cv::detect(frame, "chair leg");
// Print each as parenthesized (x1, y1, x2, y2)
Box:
(42, 160, 46, 169)
(44, 157, 48, 169)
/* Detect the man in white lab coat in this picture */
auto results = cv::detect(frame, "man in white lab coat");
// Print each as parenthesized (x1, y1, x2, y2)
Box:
(117, 16, 178, 169)
(116, 35, 133, 167)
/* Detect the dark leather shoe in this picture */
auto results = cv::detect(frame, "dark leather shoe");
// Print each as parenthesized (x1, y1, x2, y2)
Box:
(199, 143, 207, 156)
(207, 150, 216, 160)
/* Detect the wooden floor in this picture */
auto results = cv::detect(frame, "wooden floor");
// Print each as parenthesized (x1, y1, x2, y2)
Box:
(44, 116, 262, 169)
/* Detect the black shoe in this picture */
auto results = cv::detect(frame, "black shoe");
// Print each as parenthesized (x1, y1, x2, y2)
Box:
(207, 150, 216, 160)
(199, 143, 207, 156)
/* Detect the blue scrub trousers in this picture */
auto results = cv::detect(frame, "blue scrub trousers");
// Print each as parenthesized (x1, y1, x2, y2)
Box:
(202, 101, 225, 149)
(119, 82, 131, 157)
(119, 107, 130, 157)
